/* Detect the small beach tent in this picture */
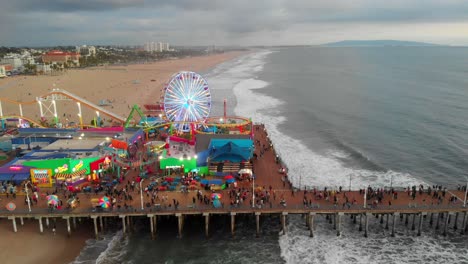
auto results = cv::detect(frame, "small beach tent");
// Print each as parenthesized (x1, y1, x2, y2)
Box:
(208, 139, 254, 163)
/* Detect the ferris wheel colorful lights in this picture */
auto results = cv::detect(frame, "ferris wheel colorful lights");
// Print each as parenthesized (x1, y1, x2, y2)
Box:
(162, 71, 211, 130)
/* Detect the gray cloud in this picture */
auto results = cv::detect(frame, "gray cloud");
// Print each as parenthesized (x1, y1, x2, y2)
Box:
(1, 0, 468, 46)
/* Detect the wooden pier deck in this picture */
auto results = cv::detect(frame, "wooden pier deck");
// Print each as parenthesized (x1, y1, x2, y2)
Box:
(0, 125, 467, 238)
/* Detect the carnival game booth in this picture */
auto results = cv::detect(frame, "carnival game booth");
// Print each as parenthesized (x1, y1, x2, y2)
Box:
(206, 139, 254, 176)
(22, 157, 100, 187)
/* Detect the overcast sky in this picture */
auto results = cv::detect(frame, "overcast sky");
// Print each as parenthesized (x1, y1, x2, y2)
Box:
(1, 0, 468, 46)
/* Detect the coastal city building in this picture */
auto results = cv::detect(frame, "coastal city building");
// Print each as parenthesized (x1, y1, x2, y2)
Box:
(143, 41, 170, 52)
(1, 55, 23, 70)
(76, 45, 96, 57)
(0, 65, 6, 78)
(42, 50, 81, 67)
(36, 63, 52, 74)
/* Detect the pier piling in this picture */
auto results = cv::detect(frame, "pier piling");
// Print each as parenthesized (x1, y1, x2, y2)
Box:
(364, 213, 370, 238)
(91, 216, 99, 239)
(256, 212, 261, 237)
(281, 212, 288, 235)
(36, 217, 43, 234)
(453, 213, 458, 230)
(45, 217, 49, 228)
(309, 213, 315, 238)
(435, 213, 440, 230)
(176, 213, 183, 238)
(20, 217, 24, 226)
(405, 214, 409, 226)
(63, 217, 71, 237)
(385, 214, 389, 230)
(411, 214, 416, 231)
(73, 217, 77, 229)
(230, 213, 236, 237)
(359, 214, 362, 231)
(429, 213, 433, 226)
(8, 216, 17, 233)
(203, 213, 210, 238)
(147, 214, 155, 239)
(120, 215, 126, 234)
(417, 213, 424, 236)
(337, 213, 343, 236)
(380, 214, 384, 224)
(99, 216, 104, 233)
(392, 213, 399, 237)
(443, 212, 451, 236)
(461, 212, 467, 235)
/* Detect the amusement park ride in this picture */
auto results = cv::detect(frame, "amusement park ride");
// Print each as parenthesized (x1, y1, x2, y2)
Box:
(0, 71, 252, 136)
(0, 72, 253, 165)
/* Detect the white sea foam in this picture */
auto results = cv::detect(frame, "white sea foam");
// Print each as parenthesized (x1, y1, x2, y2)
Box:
(279, 215, 468, 264)
(227, 51, 420, 189)
(218, 49, 466, 264)
(71, 231, 129, 264)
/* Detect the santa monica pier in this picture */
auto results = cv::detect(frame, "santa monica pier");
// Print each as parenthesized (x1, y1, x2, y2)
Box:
(0, 71, 466, 239)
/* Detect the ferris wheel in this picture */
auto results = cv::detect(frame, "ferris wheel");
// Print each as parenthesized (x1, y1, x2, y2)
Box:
(162, 71, 211, 130)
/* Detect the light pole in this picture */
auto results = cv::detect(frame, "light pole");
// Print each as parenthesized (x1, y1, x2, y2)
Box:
(25, 181, 31, 212)
(140, 179, 145, 210)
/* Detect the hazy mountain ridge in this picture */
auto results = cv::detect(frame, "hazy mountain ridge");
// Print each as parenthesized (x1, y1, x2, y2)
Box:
(323, 40, 442, 47)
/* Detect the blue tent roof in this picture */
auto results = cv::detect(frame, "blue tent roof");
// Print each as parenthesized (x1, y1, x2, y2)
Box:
(208, 139, 253, 163)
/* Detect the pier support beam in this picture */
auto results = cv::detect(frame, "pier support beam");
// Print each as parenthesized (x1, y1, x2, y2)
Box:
(392, 213, 399, 237)
(147, 214, 155, 239)
(411, 214, 416, 231)
(119, 215, 126, 234)
(417, 213, 425, 236)
(429, 213, 433, 227)
(255, 212, 261, 237)
(281, 212, 288, 235)
(20, 217, 24, 226)
(63, 216, 71, 237)
(309, 213, 315, 238)
(353, 214, 357, 224)
(453, 213, 458, 230)
(8, 216, 17, 233)
(176, 213, 183, 238)
(36, 217, 43, 234)
(73, 217, 77, 230)
(443, 212, 451, 236)
(45, 217, 50, 228)
(203, 213, 210, 238)
(100, 216, 104, 233)
(380, 214, 384, 224)
(337, 213, 344, 236)
(230, 213, 236, 237)
(333, 214, 337, 230)
(385, 214, 389, 230)
(405, 214, 409, 226)
(364, 213, 370, 238)
(359, 214, 363, 232)
(91, 216, 99, 239)
(435, 212, 441, 230)
(461, 212, 467, 235)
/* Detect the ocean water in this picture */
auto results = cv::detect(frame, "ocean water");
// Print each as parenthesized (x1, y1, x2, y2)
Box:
(72, 47, 468, 264)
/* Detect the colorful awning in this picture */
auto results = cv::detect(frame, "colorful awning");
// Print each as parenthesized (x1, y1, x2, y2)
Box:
(55, 169, 87, 180)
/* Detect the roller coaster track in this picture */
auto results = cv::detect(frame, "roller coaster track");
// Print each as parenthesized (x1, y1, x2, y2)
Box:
(0, 115, 46, 128)
(0, 89, 126, 123)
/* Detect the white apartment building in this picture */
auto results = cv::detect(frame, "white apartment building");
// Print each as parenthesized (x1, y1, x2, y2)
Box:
(76, 45, 96, 57)
(144, 41, 170, 52)
(1, 55, 23, 70)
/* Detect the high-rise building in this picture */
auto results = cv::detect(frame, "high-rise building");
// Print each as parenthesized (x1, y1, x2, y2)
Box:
(163, 43, 170, 51)
(76, 45, 96, 57)
(144, 41, 170, 52)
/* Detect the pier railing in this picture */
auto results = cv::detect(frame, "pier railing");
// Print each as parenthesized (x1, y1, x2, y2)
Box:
(1, 202, 466, 217)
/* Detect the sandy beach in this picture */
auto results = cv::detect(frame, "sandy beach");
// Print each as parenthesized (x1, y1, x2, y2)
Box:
(0, 51, 245, 126)
(0, 217, 93, 264)
(0, 51, 245, 264)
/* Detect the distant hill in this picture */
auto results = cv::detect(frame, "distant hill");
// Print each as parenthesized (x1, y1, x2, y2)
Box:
(322, 40, 442, 47)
